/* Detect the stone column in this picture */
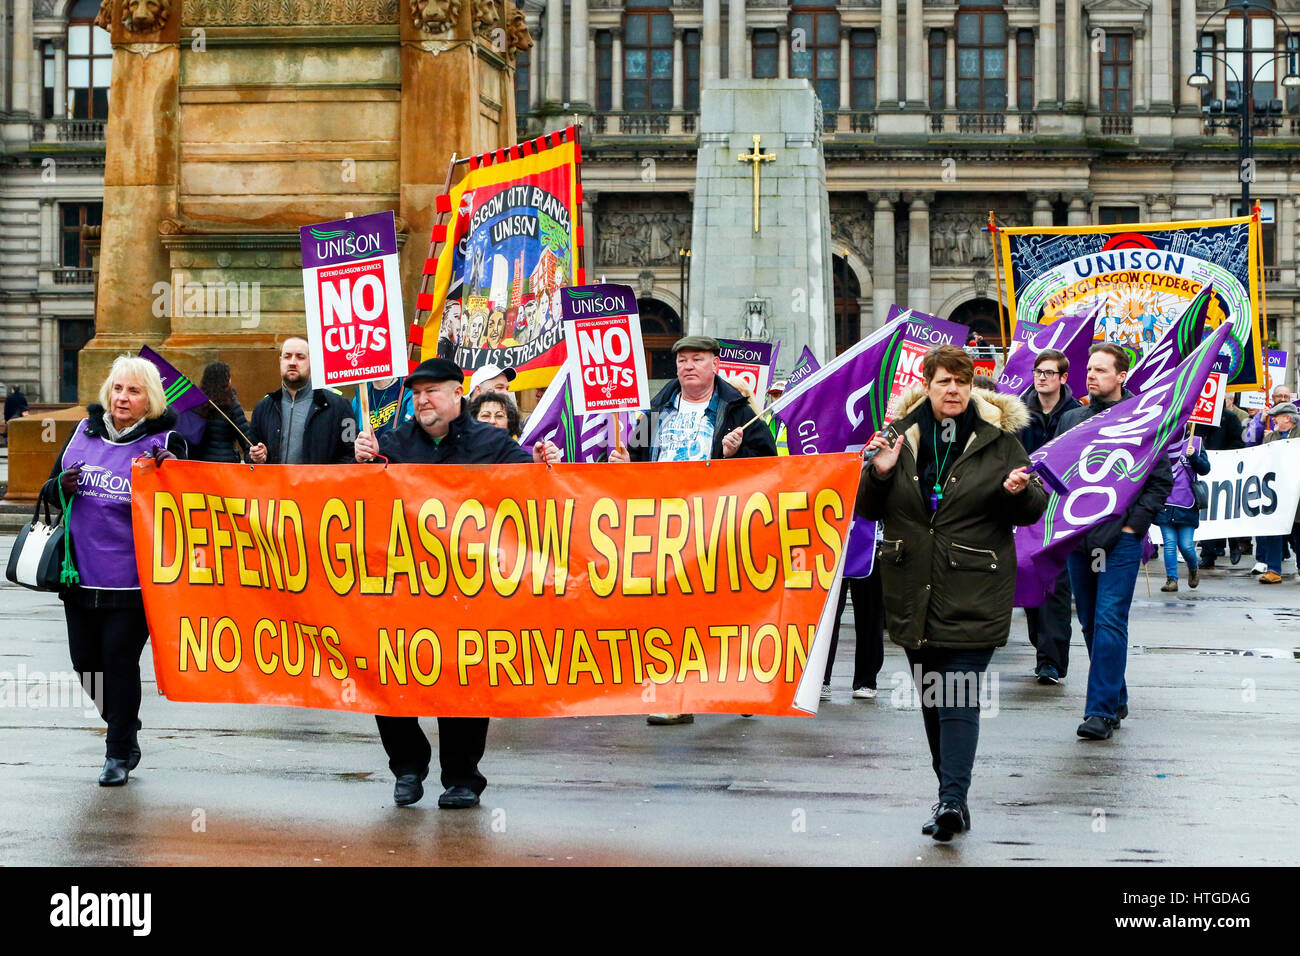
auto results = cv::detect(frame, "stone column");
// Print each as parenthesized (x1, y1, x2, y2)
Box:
(528, 29, 541, 109)
(38, 198, 56, 263)
(745, 27, 753, 78)
(570, 0, 588, 107)
(52, 39, 67, 120)
(880, 0, 899, 105)
(12, 0, 32, 117)
(1180, 0, 1199, 109)
(778, 26, 790, 80)
(30, 38, 43, 117)
(1282, 196, 1296, 267)
(1148, 194, 1173, 222)
(872, 196, 897, 328)
(546, 0, 564, 103)
(702, 0, 721, 84)
(1038, 0, 1056, 107)
(1068, 196, 1090, 227)
(1151, 0, 1172, 108)
(729, 0, 747, 79)
(673, 28, 685, 111)
(1089, 43, 1101, 110)
(41, 317, 58, 403)
(611, 28, 624, 111)
(583, 189, 598, 273)
(1008, 34, 1018, 109)
(839, 27, 851, 110)
(907, 195, 932, 315)
(1032, 195, 1054, 226)
(905, 0, 925, 106)
(1065, 0, 1083, 107)
(1134, 31, 1147, 111)
(945, 31, 956, 109)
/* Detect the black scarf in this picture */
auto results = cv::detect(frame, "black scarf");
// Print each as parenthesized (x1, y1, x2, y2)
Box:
(915, 399, 979, 508)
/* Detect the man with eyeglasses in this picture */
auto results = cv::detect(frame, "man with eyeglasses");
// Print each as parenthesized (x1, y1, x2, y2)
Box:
(1017, 348, 1080, 686)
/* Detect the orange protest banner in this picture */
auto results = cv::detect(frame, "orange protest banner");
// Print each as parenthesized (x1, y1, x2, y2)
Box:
(130, 455, 861, 718)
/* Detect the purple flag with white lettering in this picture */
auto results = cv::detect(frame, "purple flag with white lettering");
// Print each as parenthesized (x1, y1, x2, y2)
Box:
(784, 346, 821, 392)
(1013, 320, 1234, 607)
(518, 354, 630, 461)
(1125, 283, 1214, 396)
(996, 305, 1100, 397)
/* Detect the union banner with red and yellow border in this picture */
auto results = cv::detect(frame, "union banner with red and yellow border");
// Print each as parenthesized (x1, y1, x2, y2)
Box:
(997, 215, 1266, 390)
(130, 455, 859, 718)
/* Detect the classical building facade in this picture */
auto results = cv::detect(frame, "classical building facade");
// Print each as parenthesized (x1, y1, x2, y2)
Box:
(518, 0, 1300, 381)
(1, 0, 107, 402)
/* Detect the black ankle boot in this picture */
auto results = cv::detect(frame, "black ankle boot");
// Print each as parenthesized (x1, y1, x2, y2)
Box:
(99, 758, 130, 787)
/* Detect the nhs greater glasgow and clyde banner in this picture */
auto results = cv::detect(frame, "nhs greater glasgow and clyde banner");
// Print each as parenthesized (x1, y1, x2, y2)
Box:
(997, 216, 1265, 390)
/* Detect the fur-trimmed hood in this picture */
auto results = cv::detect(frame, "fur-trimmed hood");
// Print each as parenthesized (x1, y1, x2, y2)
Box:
(895, 385, 1030, 435)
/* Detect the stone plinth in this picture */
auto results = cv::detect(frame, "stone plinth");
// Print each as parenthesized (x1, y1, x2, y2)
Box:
(687, 80, 834, 369)
(5, 407, 88, 503)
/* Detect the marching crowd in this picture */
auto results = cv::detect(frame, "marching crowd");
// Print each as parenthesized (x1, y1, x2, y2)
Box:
(29, 332, 1298, 844)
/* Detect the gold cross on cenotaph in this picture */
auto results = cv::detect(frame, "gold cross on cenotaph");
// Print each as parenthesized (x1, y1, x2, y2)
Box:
(737, 134, 775, 234)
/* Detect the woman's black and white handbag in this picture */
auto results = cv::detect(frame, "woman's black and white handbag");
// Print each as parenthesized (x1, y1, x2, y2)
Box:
(5, 492, 67, 591)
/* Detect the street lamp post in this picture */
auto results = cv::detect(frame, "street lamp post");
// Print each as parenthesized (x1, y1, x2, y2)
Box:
(1187, 0, 1300, 216)
(678, 247, 691, 318)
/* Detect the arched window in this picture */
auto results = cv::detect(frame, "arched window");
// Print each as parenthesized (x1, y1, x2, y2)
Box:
(833, 256, 861, 354)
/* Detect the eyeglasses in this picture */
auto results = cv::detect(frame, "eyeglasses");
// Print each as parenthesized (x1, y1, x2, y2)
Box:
(1032, 369, 1061, 379)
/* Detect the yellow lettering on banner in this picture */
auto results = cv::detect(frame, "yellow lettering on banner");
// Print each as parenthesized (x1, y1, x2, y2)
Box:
(211, 616, 241, 673)
(225, 498, 263, 587)
(813, 489, 845, 588)
(378, 628, 406, 686)
(179, 616, 208, 672)
(320, 498, 355, 594)
(408, 628, 441, 685)
(355, 501, 385, 595)
(416, 499, 448, 595)
(785, 623, 814, 682)
(300, 624, 322, 677)
(488, 500, 527, 597)
(710, 624, 738, 681)
(253, 618, 279, 674)
(643, 627, 674, 684)
(567, 629, 603, 684)
(451, 502, 486, 596)
(181, 492, 213, 585)
(738, 625, 750, 681)
(655, 498, 692, 595)
(206, 495, 231, 586)
(692, 496, 727, 593)
(533, 629, 563, 685)
(283, 621, 305, 677)
(248, 499, 281, 589)
(153, 492, 183, 584)
(487, 629, 521, 686)
(627, 627, 645, 684)
(777, 491, 813, 589)
(587, 498, 620, 597)
(676, 627, 707, 683)
(595, 629, 627, 683)
(750, 623, 781, 683)
(385, 499, 419, 596)
(278, 500, 308, 593)
(621, 498, 655, 595)
(724, 494, 741, 591)
(458, 629, 485, 684)
(740, 493, 777, 591)
(526, 499, 573, 595)
(322, 627, 348, 680)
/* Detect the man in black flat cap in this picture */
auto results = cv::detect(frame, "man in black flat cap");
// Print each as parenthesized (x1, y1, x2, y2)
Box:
(355, 357, 560, 808)
(609, 334, 776, 726)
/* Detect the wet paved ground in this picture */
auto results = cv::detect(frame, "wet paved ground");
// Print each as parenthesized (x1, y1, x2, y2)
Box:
(2, 535, 1297, 866)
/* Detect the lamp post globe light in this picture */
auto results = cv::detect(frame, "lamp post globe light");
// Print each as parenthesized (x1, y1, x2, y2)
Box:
(1190, 1, 1300, 217)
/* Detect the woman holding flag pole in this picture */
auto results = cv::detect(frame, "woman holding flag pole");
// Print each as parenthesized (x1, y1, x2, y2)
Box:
(858, 345, 1046, 842)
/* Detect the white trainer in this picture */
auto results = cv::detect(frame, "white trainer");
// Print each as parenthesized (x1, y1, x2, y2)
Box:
(852, 687, 877, 699)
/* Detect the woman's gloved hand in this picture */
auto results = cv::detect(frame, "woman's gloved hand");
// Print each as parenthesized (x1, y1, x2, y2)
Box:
(58, 465, 82, 499)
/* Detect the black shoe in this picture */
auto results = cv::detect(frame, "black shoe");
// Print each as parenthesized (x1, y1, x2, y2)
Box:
(393, 771, 427, 807)
(1199, 556, 1216, 569)
(1035, 663, 1062, 685)
(437, 785, 480, 809)
(921, 802, 941, 835)
(1077, 715, 1116, 740)
(98, 758, 130, 787)
(1116, 703, 1129, 721)
(1230, 542, 1242, 565)
(931, 801, 968, 842)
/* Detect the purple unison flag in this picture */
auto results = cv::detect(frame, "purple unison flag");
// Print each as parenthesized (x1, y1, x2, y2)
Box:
(996, 307, 1099, 397)
(1013, 320, 1234, 607)
(139, 345, 209, 416)
(518, 356, 630, 462)
(1125, 283, 1213, 396)
(784, 347, 821, 392)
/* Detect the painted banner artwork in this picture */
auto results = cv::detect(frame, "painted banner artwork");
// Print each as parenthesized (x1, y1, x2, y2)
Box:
(422, 128, 583, 390)
(717, 338, 779, 399)
(299, 211, 408, 390)
(561, 284, 650, 415)
(997, 216, 1264, 390)
(130, 454, 861, 717)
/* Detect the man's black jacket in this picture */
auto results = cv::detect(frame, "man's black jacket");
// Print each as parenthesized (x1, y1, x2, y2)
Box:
(1018, 382, 1082, 455)
(250, 386, 355, 465)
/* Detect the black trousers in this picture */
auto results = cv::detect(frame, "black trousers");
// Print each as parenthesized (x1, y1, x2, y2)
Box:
(823, 570, 885, 689)
(64, 603, 149, 760)
(375, 716, 489, 795)
(1024, 567, 1073, 676)
(904, 646, 994, 807)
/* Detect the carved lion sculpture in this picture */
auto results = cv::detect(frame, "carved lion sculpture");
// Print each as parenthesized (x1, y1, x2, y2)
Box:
(92, 0, 113, 30)
(504, 2, 532, 56)
(471, 0, 500, 33)
(122, 0, 170, 33)
(411, 0, 462, 34)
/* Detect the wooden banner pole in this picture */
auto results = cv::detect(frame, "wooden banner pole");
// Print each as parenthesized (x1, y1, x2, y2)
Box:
(988, 211, 1010, 365)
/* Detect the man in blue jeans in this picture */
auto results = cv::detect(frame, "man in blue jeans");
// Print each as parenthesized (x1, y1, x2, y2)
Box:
(1058, 344, 1173, 740)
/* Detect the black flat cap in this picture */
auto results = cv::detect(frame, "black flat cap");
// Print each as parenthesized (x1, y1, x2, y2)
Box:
(405, 358, 464, 387)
